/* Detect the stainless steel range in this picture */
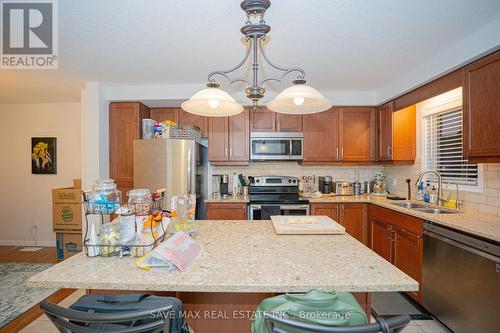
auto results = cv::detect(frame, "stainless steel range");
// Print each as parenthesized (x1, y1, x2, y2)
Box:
(248, 176, 309, 220)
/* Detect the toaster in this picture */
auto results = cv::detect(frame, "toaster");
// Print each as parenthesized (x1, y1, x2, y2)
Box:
(335, 181, 354, 196)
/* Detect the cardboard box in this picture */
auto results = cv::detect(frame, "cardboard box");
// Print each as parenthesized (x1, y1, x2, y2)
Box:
(56, 232, 82, 260)
(52, 179, 82, 232)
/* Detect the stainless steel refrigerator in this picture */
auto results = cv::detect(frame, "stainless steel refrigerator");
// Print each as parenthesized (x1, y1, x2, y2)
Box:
(133, 139, 208, 219)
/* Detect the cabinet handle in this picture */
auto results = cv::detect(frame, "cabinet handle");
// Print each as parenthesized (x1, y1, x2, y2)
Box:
(388, 146, 392, 158)
(229, 148, 232, 157)
(336, 147, 339, 160)
(224, 147, 228, 158)
(341, 147, 344, 159)
(276, 119, 280, 132)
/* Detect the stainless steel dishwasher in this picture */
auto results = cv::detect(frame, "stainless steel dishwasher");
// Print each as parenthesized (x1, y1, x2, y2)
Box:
(423, 222, 500, 333)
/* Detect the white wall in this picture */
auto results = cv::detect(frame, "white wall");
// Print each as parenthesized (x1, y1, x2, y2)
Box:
(0, 103, 81, 246)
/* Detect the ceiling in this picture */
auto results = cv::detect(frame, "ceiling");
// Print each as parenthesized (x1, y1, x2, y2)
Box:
(1, 0, 500, 104)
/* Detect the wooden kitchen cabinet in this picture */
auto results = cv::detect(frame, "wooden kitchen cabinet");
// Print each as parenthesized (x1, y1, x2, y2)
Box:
(376, 103, 416, 163)
(109, 102, 150, 195)
(310, 203, 367, 245)
(369, 216, 393, 263)
(208, 116, 229, 161)
(377, 102, 393, 161)
(250, 107, 303, 132)
(208, 109, 249, 164)
(304, 108, 376, 163)
(368, 205, 423, 301)
(303, 108, 339, 162)
(338, 107, 376, 161)
(339, 204, 368, 244)
(310, 203, 340, 221)
(463, 50, 500, 162)
(206, 203, 247, 220)
(150, 107, 180, 123)
(276, 113, 303, 132)
(393, 226, 423, 301)
(179, 111, 208, 137)
(250, 107, 275, 132)
(228, 109, 250, 161)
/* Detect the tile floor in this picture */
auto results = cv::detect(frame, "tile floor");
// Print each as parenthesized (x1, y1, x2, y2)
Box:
(19, 289, 85, 333)
(20, 290, 450, 333)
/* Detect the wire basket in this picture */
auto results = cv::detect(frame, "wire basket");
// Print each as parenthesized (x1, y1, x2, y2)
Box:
(81, 191, 168, 257)
(168, 125, 201, 142)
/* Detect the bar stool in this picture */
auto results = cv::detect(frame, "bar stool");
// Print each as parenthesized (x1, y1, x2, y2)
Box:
(40, 294, 189, 333)
(264, 312, 411, 333)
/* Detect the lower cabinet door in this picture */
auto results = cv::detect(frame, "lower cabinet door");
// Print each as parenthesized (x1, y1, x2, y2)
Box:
(393, 227, 423, 301)
(369, 217, 392, 263)
(310, 203, 340, 221)
(206, 203, 247, 220)
(340, 204, 368, 245)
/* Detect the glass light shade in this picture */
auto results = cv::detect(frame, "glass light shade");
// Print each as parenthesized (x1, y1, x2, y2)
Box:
(267, 85, 332, 114)
(181, 88, 244, 117)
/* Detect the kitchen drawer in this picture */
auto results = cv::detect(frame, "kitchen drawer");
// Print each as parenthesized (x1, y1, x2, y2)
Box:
(368, 205, 423, 236)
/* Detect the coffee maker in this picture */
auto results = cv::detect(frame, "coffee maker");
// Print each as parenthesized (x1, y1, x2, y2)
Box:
(219, 174, 230, 196)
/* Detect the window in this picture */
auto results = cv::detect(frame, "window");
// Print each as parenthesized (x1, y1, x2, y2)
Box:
(423, 107, 480, 190)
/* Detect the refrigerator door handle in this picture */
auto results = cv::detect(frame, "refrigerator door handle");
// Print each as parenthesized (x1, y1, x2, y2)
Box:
(187, 147, 192, 194)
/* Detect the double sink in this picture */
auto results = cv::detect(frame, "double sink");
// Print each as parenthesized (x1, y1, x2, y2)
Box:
(389, 201, 463, 215)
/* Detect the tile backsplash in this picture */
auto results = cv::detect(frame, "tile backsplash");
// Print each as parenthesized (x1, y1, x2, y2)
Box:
(212, 161, 500, 216)
(385, 160, 500, 216)
(211, 162, 382, 192)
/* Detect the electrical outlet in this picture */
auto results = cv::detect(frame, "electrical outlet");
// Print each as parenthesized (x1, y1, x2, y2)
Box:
(33, 220, 39, 229)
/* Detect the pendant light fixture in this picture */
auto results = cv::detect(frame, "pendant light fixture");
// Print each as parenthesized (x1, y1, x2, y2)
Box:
(182, 0, 332, 117)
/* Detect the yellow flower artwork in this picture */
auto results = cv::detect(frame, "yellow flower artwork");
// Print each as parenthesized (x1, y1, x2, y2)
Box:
(31, 137, 57, 174)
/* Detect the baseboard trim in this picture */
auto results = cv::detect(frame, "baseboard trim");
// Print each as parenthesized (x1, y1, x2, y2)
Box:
(0, 240, 55, 247)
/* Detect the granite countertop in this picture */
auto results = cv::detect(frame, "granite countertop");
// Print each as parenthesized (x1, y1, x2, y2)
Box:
(205, 195, 249, 203)
(307, 194, 500, 243)
(28, 221, 417, 293)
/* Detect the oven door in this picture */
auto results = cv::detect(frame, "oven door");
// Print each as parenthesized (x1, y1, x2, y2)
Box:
(248, 204, 310, 220)
(250, 137, 302, 160)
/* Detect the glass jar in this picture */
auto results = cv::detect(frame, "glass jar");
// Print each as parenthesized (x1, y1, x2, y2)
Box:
(90, 179, 122, 214)
(170, 194, 197, 234)
(99, 221, 121, 256)
(127, 189, 151, 214)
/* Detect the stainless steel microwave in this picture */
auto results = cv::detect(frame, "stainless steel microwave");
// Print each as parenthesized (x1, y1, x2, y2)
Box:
(250, 132, 303, 161)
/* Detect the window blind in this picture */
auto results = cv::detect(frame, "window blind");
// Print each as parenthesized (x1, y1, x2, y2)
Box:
(424, 108, 478, 187)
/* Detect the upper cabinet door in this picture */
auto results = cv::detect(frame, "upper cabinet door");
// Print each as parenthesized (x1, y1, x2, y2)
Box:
(150, 108, 180, 123)
(109, 102, 149, 194)
(377, 103, 394, 161)
(276, 113, 303, 132)
(179, 111, 208, 137)
(392, 105, 416, 162)
(250, 107, 275, 132)
(338, 107, 375, 161)
(303, 108, 338, 162)
(463, 51, 500, 161)
(228, 109, 250, 161)
(208, 117, 229, 162)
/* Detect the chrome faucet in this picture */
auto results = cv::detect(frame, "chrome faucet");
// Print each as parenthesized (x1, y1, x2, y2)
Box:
(415, 170, 448, 206)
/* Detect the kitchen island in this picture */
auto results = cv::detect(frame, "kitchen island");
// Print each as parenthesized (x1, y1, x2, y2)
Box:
(29, 220, 417, 332)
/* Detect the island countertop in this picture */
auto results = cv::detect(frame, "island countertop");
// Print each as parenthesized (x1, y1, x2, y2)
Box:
(29, 220, 417, 293)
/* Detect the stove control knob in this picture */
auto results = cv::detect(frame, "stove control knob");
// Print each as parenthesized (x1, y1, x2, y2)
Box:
(288, 179, 292, 183)
(293, 179, 297, 183)
(256, 179, 260, 183)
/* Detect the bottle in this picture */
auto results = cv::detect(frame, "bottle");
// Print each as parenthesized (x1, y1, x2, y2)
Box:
(424, 182, 431, 203)
(416, 182, 424, 201)
(430, 186, 437, 204)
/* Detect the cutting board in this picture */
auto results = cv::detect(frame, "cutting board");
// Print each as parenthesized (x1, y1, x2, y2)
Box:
(271, 216, 346, 235)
